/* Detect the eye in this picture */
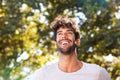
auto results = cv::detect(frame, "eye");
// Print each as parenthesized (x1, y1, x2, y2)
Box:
(67, 31, 73, 35)
(68, 32, 72, 34)
(57, 32, 62, 36)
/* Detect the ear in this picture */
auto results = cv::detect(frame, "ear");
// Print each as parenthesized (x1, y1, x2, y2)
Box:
(75, 39, 80, 46)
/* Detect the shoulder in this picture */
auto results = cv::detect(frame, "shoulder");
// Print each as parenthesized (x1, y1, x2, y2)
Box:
(82, 61, 107, 73)
(25, 68, 44, 80)
(82, 62, 111, 80)
(82, 62, 102, 71)
(26, 62, 58, 80)
(98, 66, 111, 80)
(36, 62, 58, 74)
(41, 62, 58, 72)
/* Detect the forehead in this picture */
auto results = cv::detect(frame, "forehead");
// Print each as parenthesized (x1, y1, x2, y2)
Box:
(57, 26, 74, 32)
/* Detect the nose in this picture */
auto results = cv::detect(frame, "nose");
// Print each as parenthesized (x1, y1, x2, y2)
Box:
(61, 33, 67, 39)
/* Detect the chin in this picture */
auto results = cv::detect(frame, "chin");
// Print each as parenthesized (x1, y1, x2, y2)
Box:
(58, 47, 75, 55)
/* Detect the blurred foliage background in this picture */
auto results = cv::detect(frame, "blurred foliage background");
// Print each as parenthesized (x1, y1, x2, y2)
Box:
(0, 0, 120, 80)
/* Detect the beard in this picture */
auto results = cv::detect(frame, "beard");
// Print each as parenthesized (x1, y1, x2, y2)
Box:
(57, 42, 76, 55)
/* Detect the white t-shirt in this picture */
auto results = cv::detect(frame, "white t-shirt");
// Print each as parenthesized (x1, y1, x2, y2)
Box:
(27, 62, 111, 80)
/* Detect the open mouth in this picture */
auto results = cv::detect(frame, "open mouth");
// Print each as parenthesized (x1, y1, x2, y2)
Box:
(62, 42, 69, 45)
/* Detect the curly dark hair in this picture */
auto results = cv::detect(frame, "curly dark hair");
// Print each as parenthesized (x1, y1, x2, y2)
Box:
(50, 15, 80, 40)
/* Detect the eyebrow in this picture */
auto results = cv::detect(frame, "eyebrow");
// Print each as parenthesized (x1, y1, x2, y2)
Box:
(57, 30, 74, 33)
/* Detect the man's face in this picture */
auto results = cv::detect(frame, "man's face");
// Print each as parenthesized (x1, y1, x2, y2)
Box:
(56, 27, 76, 54)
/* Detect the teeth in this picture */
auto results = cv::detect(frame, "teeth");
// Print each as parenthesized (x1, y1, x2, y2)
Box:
(62, 42, 68, 45)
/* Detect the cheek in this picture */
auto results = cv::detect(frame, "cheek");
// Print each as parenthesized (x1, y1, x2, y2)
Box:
(69, 36, 75, 41)
(56, 37, 60, 43)
(56, 35, 61, 41)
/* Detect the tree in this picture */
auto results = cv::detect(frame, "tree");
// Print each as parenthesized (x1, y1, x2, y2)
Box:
(78, 1, 120, 80)
(0, 0, 119, 80)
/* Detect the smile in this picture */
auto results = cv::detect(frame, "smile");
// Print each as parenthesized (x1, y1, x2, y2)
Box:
(62, 42, 69, 45)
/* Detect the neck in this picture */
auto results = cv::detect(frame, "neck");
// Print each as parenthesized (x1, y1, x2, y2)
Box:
(58, 51, 82, 73)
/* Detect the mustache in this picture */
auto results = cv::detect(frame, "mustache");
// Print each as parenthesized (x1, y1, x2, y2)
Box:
(59, 39, 71, 42)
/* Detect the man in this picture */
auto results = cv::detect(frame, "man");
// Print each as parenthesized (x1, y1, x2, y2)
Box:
(27, 15, 111, 80)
